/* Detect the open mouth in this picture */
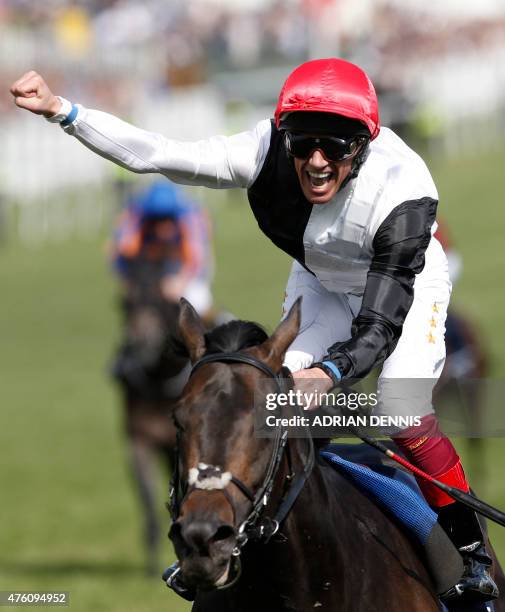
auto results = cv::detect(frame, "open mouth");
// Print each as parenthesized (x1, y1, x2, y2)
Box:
(181, 557, 232, 590)
(306, 170, 334, 188)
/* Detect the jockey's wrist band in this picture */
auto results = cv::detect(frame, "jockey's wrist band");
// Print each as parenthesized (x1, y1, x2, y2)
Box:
(61, 104, 79, 127)
(45, 96, 73, 123)
(311, 361, 341, 386)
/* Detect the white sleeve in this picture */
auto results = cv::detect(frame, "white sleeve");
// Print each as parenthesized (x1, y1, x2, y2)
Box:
(63, 105, 272, 189)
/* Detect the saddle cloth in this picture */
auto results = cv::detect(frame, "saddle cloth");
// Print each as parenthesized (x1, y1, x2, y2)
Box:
(321, 443, 466, 599)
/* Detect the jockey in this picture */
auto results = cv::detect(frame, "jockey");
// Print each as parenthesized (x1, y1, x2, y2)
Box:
(111, 179, 214, 319)
(10, 60, 499, 604)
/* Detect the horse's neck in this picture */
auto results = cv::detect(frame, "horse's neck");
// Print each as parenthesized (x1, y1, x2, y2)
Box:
(226, 442, 349, 611)
(268, 440, 349, 581)
(211, 445, 438, 611)
(279, 437, 348, 552)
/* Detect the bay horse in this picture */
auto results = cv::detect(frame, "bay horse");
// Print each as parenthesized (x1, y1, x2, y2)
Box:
(168, 298, 505, 611)
(111, 258, 190, 574)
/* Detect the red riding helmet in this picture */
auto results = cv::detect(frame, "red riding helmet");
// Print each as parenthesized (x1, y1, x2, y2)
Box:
(274, 58, 380, 140)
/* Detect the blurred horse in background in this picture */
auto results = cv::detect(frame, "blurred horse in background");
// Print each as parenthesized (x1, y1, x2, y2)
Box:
(111, 258, 190, 574)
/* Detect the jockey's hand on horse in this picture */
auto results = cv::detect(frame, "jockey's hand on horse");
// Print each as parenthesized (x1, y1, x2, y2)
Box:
(10, 71, 61, 117)
(292, 368, 333, 410)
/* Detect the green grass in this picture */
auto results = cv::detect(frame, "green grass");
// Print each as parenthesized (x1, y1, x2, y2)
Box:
(0, 148, 504, 610)
(430, 152, 505, 374)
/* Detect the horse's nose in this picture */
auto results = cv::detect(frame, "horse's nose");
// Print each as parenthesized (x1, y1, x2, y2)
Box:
(179, 520, 235, 555)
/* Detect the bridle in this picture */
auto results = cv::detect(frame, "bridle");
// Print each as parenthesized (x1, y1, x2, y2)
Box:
(168, 351, 315, 590)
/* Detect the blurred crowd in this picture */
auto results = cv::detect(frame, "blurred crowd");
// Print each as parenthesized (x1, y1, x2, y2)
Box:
(2, 0, 505, 246)
(1, 0, 311, 114)
(2, 0, 505, 119)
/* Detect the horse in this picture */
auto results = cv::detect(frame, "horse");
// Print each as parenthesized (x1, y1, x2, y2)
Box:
(168, 298, 505, 611)
(111, 257, 190, 574)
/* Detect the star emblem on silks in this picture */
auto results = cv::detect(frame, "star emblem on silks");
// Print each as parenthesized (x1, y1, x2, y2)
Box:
(432, 302, 439, 313)
(429, 317, 437, 328)
(427, 332, 436, 344)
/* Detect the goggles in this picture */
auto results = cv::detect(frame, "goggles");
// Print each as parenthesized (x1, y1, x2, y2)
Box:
(284, 132, 368, 162)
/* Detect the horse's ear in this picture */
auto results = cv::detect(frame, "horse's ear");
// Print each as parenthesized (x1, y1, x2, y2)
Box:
(178, 298, 206, 363)
(258, 297, 301, 371)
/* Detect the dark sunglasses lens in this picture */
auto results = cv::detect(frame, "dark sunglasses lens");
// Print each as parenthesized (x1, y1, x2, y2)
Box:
(285, 133, 313, 158)
(319, 139, 349, 161)
(286, 133, 359, 161)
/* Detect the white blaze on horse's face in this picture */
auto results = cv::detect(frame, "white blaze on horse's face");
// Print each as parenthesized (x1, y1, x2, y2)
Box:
(188, 463, 232, 491)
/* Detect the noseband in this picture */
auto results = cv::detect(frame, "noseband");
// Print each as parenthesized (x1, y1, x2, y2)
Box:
(169, 351, 315, 590)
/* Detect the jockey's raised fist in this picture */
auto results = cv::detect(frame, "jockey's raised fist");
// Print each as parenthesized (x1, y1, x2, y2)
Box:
(10, 71, 61, 118)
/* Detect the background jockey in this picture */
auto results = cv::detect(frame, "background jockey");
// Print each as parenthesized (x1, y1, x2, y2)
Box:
(10, 60, 499, 605)
(111, 179, 215, 320)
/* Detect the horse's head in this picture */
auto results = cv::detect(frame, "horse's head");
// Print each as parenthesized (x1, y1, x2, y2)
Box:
(169, 298, 301, 590)
(113, 283, 185, 395)
(123, 291, 179, 349)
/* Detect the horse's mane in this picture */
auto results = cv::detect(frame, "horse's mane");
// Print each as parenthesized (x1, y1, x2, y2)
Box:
(172, 320, 268, 357)
(205, 320, 268, 353)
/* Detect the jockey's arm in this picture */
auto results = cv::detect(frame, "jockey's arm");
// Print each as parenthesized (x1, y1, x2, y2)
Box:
(10, 71, 269, 190)
(177, 213, 206, 279)
(159, 220, 197, 302)
(160, 207, 212, 303)
(320, 197, 438, 382)
(63, 107, 271, 189)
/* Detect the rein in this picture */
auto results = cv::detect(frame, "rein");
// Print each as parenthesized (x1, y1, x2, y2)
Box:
(169, 351, 315, 590)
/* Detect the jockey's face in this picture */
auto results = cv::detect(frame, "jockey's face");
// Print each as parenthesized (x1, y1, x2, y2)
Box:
(293, 141, 354, 204)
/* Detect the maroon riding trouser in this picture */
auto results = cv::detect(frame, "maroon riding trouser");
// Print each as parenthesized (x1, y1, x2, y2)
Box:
(392, 413, 469, 507)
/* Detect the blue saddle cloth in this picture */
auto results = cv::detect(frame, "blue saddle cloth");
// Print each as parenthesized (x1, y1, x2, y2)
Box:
(321, 445, 437, 545)
(321, 444, 495, 612)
